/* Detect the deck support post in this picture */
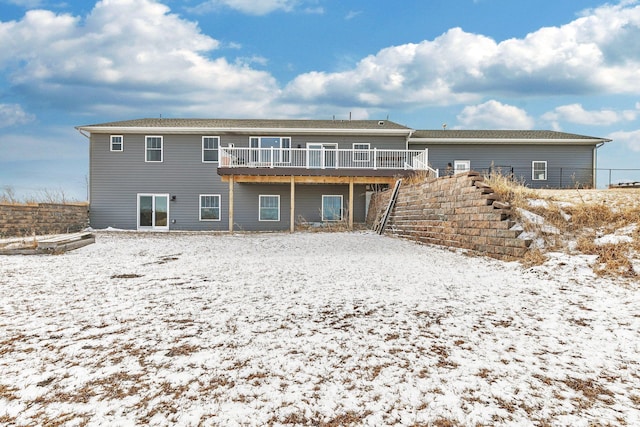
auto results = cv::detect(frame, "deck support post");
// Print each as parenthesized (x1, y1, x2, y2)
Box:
(290, 176, 295, 233)
(348, 177, 354, 230)
(228, 175, 234, 232)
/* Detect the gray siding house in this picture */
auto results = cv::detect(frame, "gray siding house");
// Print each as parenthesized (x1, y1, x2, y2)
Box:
(76, 119, 610, 232)
(409, 130, 610, 189)
(77, 118, 427, 232)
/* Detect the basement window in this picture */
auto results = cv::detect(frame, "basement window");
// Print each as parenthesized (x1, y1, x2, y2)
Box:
(259, 195, 280, 221)
(322, 195, 343, 221)
(200, 195, 221, 221)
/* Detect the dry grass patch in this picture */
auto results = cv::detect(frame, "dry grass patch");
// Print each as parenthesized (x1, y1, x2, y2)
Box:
(483, 174, 639, 278)
(320, 411, 371, 426)
(429, 418, 464, 427)
(0, 383, 20, 400)
(403, 169, 438, 185)
(165, 343, 200, 357)
(563, 377, 615, 408)
(521, 248, 547, 267)
(576, 239, 636, 277)
(483, 173, 539, 208)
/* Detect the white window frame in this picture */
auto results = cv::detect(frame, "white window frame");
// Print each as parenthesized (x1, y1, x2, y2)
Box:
(145, 136, 163, 163)
(322, 195, 343, 222)
(306, 142, 338, 169)
(199, 194, 221, 221)
(352, 143, 370, 162)
(110, 135, 123, 152)
(454, 160, 471, 174)
(202, 136, 219, 163)
(136, 193, 170, 231)
(532, 161, 548, 181)
(259, 195, 280, 222)
(250, 136, 291, 163)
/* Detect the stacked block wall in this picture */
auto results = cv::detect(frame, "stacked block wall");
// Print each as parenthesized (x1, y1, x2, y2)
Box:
(0, 203, 89, 237)
(372, 172, 530, 260)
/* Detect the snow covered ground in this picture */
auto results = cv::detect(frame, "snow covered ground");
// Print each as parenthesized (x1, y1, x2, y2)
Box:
(1, 231, 639, 426)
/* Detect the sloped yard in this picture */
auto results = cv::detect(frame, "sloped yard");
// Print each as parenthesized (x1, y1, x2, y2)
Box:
(1, 232, 639, 426)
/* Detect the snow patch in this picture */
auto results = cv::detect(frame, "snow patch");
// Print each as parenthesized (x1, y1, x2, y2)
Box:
(0, 232, 638, 425)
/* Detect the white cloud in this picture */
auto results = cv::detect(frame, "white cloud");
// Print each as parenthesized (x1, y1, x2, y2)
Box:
(283, 28, 495, 108)
(188, 0, 310, 15)
(345, 10, 361, 20)
(235, 55, 269, 67)
(0, 126, 84, 161)
(302, 6, 323, 14)
(609, 129, 640, 152)
(3, 0, 640, 120)
(0, 104, 35, 128)
(456, 100, 534, 129)
(478, 1, 640, 95)
(0, 0, 282, 117)
(542, 103, 638, 126)
(284, 2, 640, 109)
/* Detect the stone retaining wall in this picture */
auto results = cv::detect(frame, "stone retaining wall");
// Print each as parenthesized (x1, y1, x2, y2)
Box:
(369, 172, 531, 260)
(0, 203, 89, 237)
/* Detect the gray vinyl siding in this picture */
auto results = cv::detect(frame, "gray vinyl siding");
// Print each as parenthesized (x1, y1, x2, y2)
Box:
(410, 144, 595, 188)
(232, 184, 291, 232)
(91, 132, 371, 231)
(230, 183, 367, 231)
(293, 184, 366, 224)
(224, 134, 407, 150)
(90, 133, 229, 230)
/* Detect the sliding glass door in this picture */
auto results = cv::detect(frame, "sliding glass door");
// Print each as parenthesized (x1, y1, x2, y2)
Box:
(137, 194, 169, 231)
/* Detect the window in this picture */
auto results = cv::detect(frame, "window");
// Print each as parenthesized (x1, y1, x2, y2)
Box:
(259, 195, 280, 221)
(110, 135, 123, 152)
(322, 195, 343, 221)
(250, 136, 291, 163)
(146, 136, 163, 162)
(199, 195, 221, 221)
(202, 136, 219, 162)
(352, 143, 370, 162)
(454, 160, 470, 174)
(532, 161, 547, 181)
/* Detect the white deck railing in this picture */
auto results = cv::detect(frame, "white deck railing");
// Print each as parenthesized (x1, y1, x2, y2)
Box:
(219, 147, 438, 175)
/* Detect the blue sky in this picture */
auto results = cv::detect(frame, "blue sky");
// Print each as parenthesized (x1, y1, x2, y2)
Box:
(1, 0, 639, 200)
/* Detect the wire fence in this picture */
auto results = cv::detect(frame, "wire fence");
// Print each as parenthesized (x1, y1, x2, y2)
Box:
(473, 166, 640, 189)
(595, 168, 640, 188)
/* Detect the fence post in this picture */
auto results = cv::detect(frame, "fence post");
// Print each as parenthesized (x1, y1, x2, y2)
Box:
(560, 168, 563, 188)
(373, 148, 377, 170)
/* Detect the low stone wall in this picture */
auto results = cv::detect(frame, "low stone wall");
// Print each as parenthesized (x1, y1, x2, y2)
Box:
(370, 172, 531, 260)
(0, 203, 89, 237)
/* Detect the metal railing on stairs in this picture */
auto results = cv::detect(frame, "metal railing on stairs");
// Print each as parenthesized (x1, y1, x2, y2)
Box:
(376, 179, 402, 235)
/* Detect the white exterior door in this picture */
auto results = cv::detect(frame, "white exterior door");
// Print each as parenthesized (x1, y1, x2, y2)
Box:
(307, 143, 337, 169)
(137, 194, 170, 231)
(454, 160, 471, 174)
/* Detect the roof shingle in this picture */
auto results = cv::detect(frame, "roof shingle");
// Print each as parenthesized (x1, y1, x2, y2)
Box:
(411, 129, 609, 141)
(78, 118, 411, 130)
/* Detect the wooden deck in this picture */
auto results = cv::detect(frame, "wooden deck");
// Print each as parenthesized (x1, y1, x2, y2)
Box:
(0, 232, 95, 255)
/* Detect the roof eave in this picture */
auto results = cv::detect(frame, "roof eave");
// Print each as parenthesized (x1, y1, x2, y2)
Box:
(408, 137, 611, 145)
(76, 126, 414, 136)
